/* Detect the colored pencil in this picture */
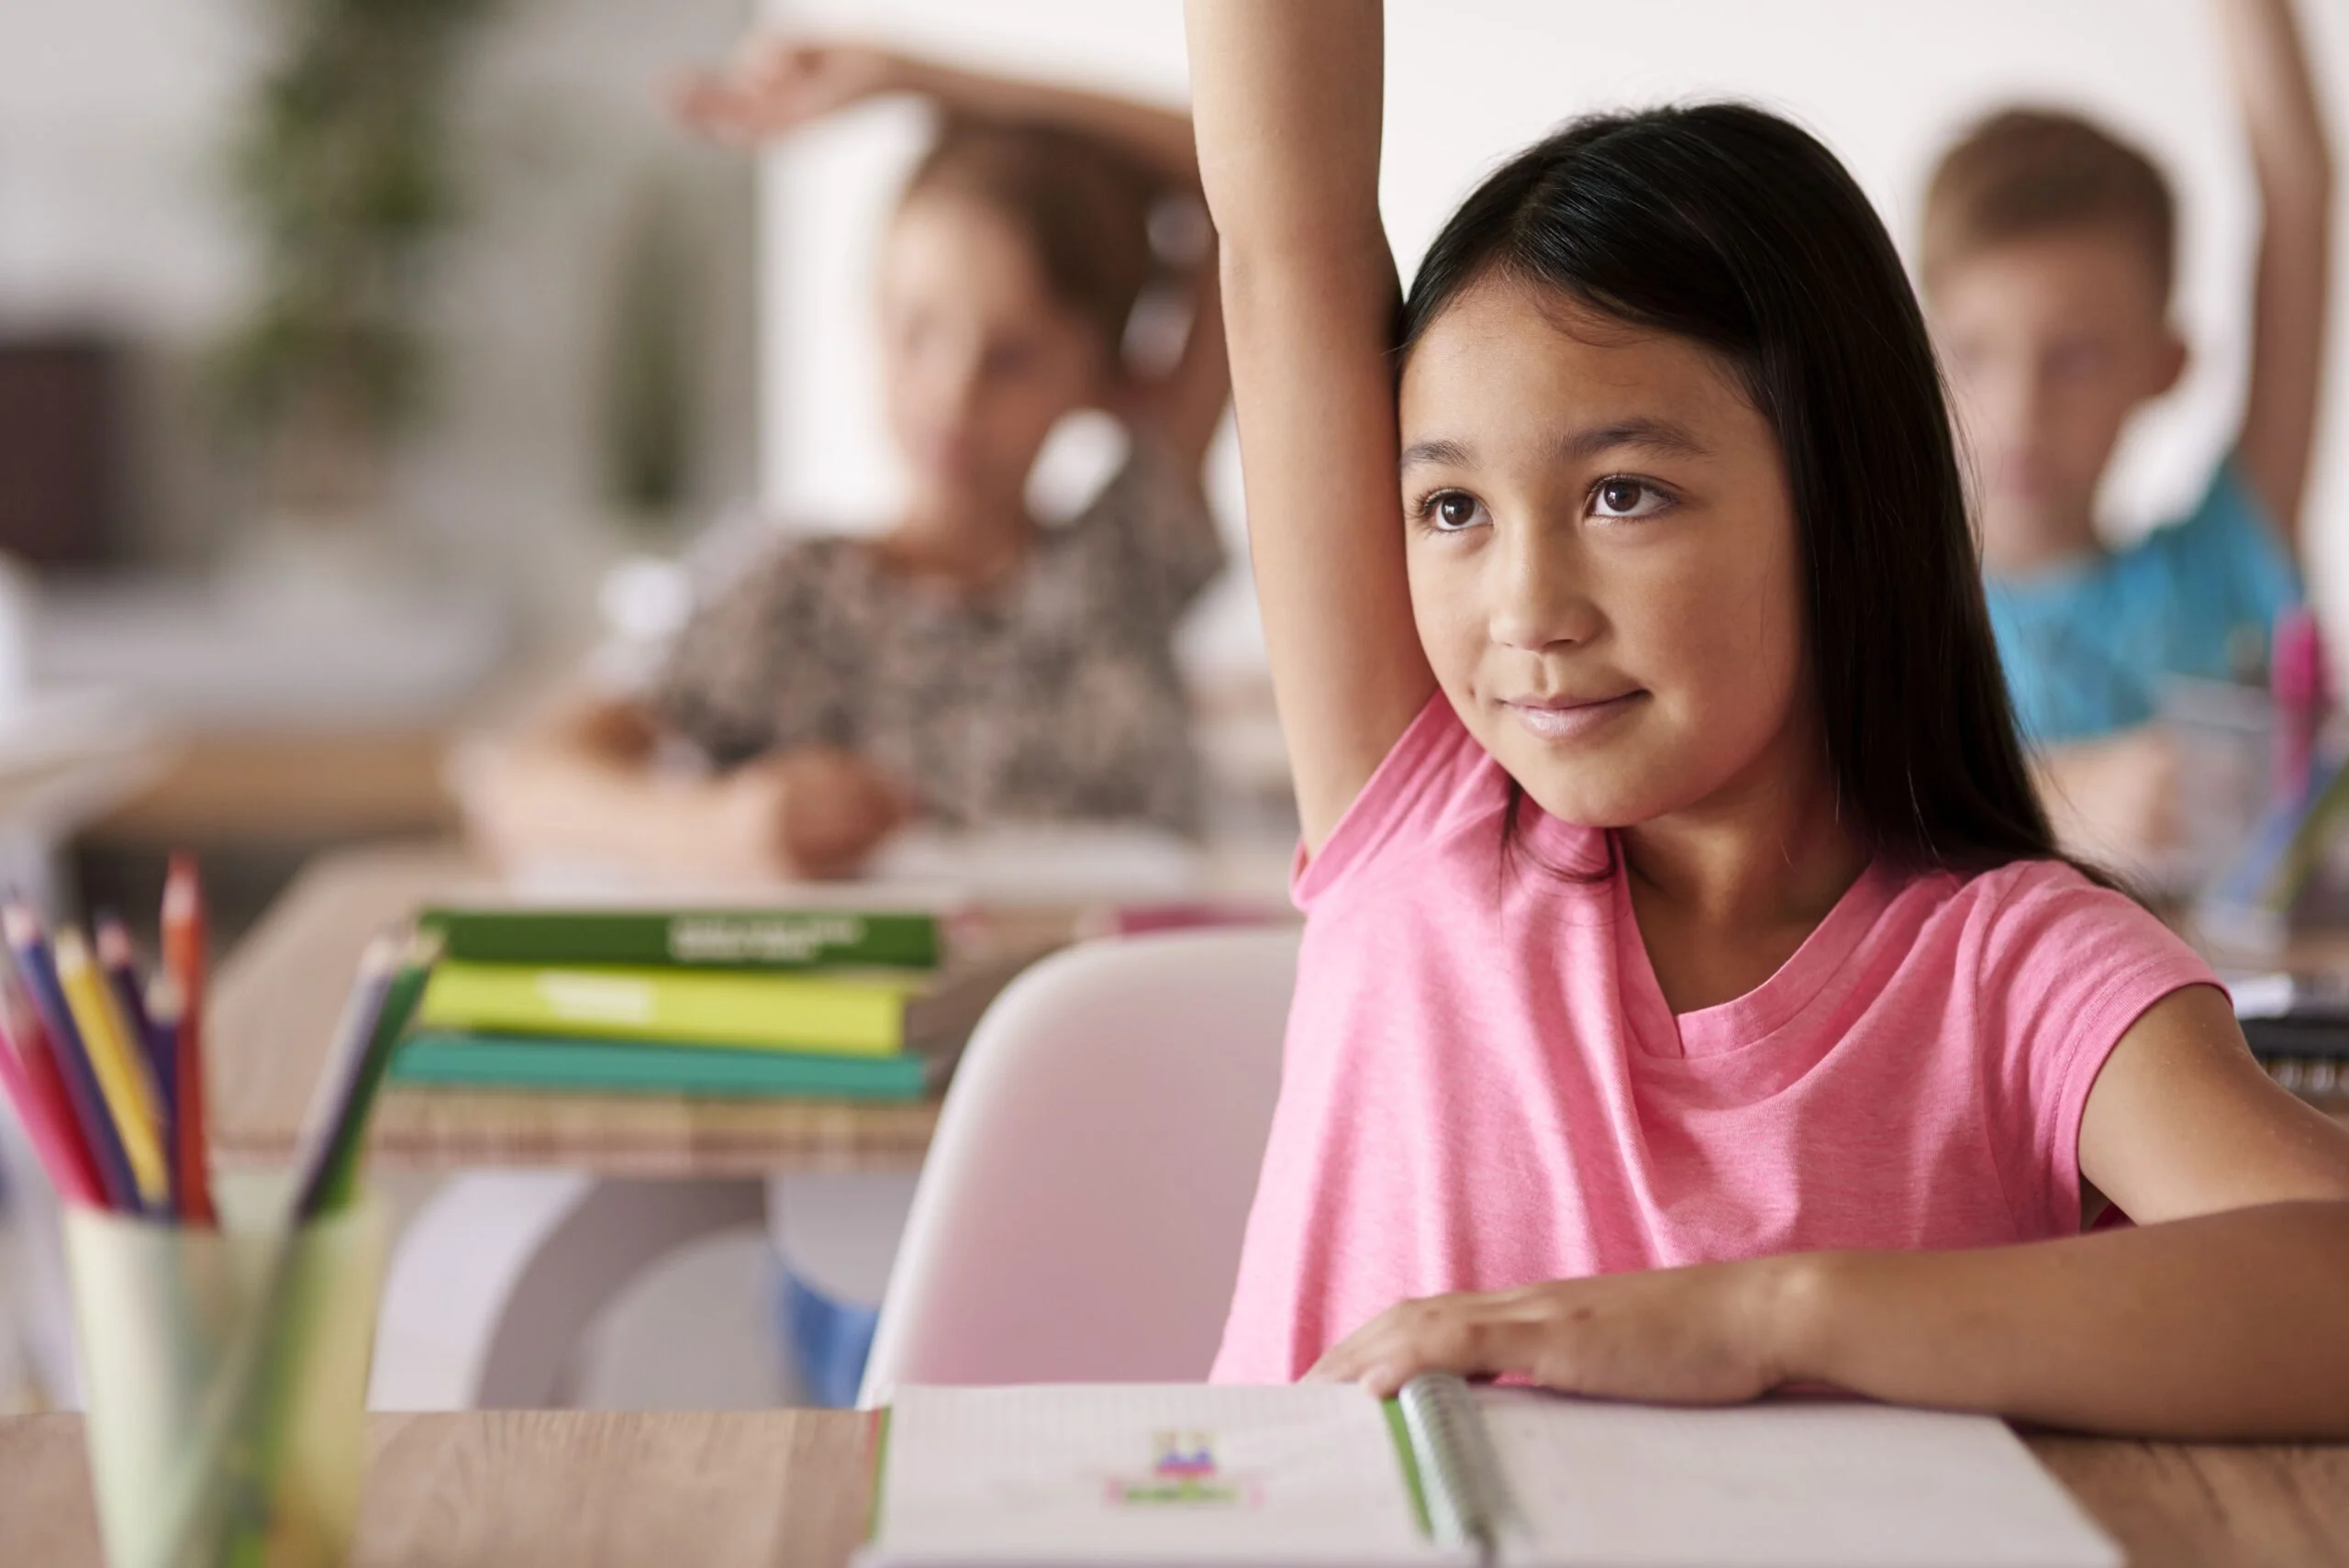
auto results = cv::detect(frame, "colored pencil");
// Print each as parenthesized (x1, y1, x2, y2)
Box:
(96, 916, 173, 1210)
(55, 928, 169, 1210)
(287, 937, 398, 1222)
(95, 917, 163, 1084)
(0, 998, 103, 1206)
(5, 905, 136, 1212)
(144, 973, 185, 1206)
(309, 935, 439, 1218)
(163, 855, 216, 1226)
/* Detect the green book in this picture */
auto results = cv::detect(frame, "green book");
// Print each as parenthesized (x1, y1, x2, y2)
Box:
(415, 906, 941, 972)
(390, 1031, 937, 1100)
(415, 952, 1033, 1057)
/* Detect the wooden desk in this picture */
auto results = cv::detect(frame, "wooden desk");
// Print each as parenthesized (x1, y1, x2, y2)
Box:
(6, 1410, 2347, 1567)
(208, 842, 945, 1177)
(88, 729, 461, 847)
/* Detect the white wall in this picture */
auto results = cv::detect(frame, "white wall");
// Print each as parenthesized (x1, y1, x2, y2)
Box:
(0, 2, 261, 330)
(0, 0, 765, 637)
(760, 0, 2349, 674)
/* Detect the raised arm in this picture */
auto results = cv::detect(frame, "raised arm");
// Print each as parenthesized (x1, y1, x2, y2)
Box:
(676, 40, 1229, 469)
(1184, 1, 1433, 851)
(2218, 0, 2335, 546)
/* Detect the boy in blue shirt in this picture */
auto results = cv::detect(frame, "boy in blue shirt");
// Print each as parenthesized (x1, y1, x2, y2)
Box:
(1922, 0, 2332, 862)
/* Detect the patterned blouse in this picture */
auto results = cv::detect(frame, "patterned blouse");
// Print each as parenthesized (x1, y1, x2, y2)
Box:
(651, 445, 1227, 836)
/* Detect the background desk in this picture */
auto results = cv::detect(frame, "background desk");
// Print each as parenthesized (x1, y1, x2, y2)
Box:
(209, 840, 951, 1177)
(6, 1410, 2349, 1567)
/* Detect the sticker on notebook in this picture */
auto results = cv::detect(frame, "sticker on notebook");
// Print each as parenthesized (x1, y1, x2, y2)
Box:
(1100, 1430, 1264, 1509)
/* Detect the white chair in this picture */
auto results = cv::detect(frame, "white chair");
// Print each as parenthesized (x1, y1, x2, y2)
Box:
(857, 928, 1299, 1405)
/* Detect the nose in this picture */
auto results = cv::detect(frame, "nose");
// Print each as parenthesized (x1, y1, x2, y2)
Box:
(1487, 517, 1598, 653)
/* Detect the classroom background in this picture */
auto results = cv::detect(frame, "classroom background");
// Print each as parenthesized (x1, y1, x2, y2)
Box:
(5, 0, 2349, 1413)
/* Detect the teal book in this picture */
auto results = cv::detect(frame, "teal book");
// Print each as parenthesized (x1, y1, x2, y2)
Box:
(389, 1031, 938, 1100)
(415, 906, 941, 972)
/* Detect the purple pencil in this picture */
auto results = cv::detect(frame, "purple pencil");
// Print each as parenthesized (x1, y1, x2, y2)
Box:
(4, 904, 136, 1212)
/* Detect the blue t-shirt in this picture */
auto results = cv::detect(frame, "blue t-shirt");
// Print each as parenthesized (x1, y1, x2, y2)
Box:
(1986, 462, 2299, 744)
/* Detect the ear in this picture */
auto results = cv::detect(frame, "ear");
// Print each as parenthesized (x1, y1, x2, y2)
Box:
(2149, 326, 2189, 398)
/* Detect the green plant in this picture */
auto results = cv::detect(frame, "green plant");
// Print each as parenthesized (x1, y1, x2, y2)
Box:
(215, 0, 496, 517)
(601, 172, 702, 533)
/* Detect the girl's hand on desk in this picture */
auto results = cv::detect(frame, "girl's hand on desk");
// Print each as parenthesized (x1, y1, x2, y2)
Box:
(673, 39, 905, 143)
(716, 748, 912, 879)
(1307, 1260, 1801, 1404)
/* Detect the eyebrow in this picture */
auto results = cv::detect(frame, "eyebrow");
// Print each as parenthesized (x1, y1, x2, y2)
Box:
(1397, 438, 1474, 473)
(1398, 417, 1712, 474)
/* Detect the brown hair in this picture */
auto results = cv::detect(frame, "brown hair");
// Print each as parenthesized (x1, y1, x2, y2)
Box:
(1922, 108, 2176, 301)
(901, 117, 1161, 351)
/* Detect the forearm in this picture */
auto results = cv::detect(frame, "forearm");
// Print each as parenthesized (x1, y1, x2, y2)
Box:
(2217, 0, 2333, 537)
(459, 732, 738, 874)
(1183, 0, 1426, 847)
(895, 55, 1198, 184)
(1776, 1202, 2349, 1439)
(2221, 0, 2333, 203)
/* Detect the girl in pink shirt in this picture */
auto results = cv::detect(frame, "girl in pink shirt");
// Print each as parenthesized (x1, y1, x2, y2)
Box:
(1186, 2, 2349, 1437)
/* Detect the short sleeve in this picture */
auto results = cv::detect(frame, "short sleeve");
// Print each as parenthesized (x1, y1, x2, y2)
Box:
(1291, 693, 1512, 911)
(2140, 459, 2301, 682)
(647, 539, 856, 768)
(1968, 863, 2219, 1234)
(1063, 439, 1228, 633)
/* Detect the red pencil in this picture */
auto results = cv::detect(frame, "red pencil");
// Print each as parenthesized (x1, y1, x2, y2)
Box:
(162, 854, 215, 1226)
(0, 985, 104, 1206)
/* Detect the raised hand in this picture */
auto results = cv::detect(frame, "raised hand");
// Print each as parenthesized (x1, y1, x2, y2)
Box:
(673, 39, 906, 144)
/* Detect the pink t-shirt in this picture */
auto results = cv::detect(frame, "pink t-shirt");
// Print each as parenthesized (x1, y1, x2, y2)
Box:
(1210, 695, 2217, 1384)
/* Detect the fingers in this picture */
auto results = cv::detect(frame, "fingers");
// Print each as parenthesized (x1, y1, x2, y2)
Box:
(1308, 1270, 1793, 1407)
(666, 39, 817, 142)
(1308, 1295, 1537, 1396)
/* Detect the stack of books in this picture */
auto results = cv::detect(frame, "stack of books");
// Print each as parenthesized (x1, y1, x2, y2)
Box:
(2230, 969, 2349, 1103)
(395, 906, 1031, 1103)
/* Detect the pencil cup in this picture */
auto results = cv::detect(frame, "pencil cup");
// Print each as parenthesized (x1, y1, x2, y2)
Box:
(63, 1193, 386, 1568)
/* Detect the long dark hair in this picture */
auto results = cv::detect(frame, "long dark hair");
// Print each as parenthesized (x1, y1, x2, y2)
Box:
(1400, 104, 2079, 883)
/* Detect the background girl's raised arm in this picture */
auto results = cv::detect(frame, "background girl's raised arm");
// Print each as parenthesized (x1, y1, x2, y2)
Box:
(1185, 0, 1434, 852)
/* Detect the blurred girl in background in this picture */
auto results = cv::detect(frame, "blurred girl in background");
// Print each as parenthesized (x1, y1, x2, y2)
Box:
(462, 40, 1230, 882)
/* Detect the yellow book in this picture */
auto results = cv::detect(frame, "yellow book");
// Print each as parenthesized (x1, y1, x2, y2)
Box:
(55, 929, 168, 1205)
(417, 952, 1040, 1057)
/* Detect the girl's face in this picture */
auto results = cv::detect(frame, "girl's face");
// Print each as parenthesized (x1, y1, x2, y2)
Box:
(877, 190, 1109, 512)
(1398, 275, 1815, 832)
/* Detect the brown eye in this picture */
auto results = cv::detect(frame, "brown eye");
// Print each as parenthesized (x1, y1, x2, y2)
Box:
(1435, 493, 1481, 529)
(1591, 478, 1667, 519)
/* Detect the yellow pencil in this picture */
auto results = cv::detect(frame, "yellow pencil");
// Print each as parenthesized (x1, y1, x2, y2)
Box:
(54, 928, 168, 1207)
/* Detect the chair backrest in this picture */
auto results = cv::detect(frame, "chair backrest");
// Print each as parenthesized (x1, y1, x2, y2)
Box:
(857, 928, 1299, 1405)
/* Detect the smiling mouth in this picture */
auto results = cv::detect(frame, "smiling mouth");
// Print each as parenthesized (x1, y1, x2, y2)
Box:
(1500, 691, 1646, 741)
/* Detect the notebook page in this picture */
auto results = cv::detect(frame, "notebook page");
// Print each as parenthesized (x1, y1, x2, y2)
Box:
(865, 1383, 1456, 1565)
(1475, 1391, 2121, 1568)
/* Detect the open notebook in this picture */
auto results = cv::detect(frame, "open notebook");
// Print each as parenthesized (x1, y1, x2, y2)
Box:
(859, 1380, 2121, 1567)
